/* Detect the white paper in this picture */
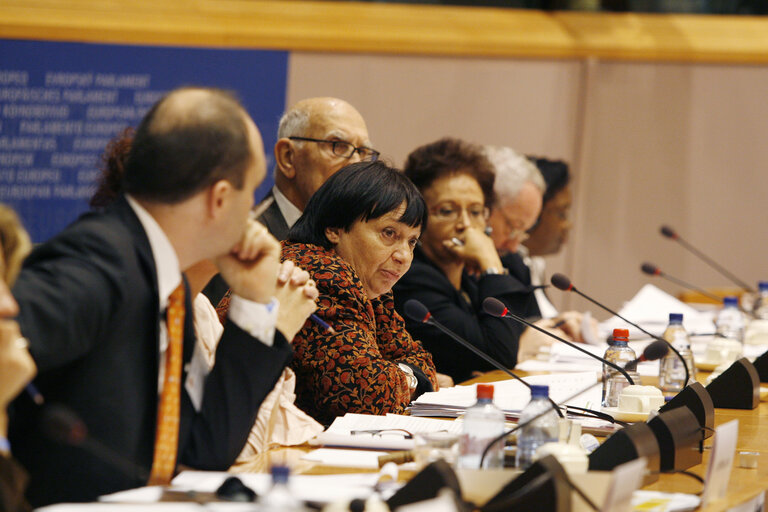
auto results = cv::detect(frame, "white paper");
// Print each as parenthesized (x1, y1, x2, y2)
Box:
(172, 470, 385, 504)
(301, 448, 388, 468)
(702, 419, 739, 507)
(599, 284, 715, 338)
(600, 458, 646, 512)
(631, 490, 701, 512)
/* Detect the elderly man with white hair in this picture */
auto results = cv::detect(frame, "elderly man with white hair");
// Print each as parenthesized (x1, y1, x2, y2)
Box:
(484, 146, 592, 354)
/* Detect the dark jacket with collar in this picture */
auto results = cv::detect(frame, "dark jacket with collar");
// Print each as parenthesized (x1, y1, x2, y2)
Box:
(10, 196, 291, 506)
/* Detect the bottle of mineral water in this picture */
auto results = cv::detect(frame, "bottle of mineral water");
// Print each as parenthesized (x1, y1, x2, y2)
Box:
(516, 384, 559, 470)
(601, 338, 620, 407)
(257, 466, 306, 512)
(716, 296, 745, 343)
(604, 329, 640, 407)
(659, 313, 696, 393)
(458, 384, 505, 469)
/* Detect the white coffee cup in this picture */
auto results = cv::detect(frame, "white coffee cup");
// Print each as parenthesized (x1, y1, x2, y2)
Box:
(618, 385, 665, 413)
(535, 442, 588, 474)
(705, 337, 742, 365)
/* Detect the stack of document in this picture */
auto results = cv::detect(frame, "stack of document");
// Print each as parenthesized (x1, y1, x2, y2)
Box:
(599, 284, 715, 338)
(310, 413, 462, 450)
(411, 372, 599, 418)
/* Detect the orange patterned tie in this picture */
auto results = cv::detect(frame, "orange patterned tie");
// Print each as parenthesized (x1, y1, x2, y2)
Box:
(148, 283, 185, 486)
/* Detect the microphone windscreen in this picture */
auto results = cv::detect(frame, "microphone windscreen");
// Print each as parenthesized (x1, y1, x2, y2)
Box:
(643, 340, 669, 361)
(404, 299, 430, 323)
(660, 225, 677, 239)
(40, 404, 88, 446)
(550, 273, 572, 291)
(641, 262, 659, 276)
(482, 297, 507, 317)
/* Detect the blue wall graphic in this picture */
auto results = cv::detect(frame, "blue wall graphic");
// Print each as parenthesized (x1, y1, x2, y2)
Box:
(0, 39, 288, 242)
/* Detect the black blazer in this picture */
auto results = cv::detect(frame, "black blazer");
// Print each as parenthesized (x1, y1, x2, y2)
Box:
(9, 196, 292, 506)
(393, 248, 540, 383)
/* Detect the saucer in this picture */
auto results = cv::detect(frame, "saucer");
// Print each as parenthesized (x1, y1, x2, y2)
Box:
(600, 406, 651, 423)
(695, 360, 723, 371)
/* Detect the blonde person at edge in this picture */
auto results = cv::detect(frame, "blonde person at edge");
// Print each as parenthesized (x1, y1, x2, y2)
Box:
(0, 205, 36, 512)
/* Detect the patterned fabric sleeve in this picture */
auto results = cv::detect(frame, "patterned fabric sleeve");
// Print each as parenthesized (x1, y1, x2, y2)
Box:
(373, 292, 438, 390)
(283, 242, 433, 425)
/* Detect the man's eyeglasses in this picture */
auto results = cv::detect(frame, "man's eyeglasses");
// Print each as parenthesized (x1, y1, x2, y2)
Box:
(430, 203, 489, 226)
(289, 136, 380, 162)
(497, 210, 530, 243)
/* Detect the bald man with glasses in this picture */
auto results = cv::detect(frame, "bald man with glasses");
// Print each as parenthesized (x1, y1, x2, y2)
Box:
(204, 97, 377, 304)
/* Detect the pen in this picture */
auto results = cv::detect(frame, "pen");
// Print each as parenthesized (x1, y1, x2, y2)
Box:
(249, 196, 275, 221)
(16, 337, 44, 405)
(310, 314, 335, 334)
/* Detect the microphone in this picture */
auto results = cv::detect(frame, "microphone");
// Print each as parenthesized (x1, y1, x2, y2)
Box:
(482, 297, 635, 386)
(624, 339, 669, 371)
(641, 262, 722, 303)
(403, 299, 564, 418)
(40, 404, 149, 481)
(550, 273, 690, 385)
(660, 225, 754, 292)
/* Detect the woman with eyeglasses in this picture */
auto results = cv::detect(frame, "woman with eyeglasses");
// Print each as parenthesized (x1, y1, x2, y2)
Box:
(393, 138, 562, 383)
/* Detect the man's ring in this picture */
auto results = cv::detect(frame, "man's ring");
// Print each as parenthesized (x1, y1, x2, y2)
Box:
(15, 337, 29, 350)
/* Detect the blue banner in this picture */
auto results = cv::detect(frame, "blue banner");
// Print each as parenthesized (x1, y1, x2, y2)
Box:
(0, 39, 288, 242)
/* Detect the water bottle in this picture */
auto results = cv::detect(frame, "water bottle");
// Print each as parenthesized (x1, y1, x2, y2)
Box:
(458, 384, 505, 469)
(257, 466, 305, 512)
(716, 296, 745, 343)
(659, 313, 696, 393)
(601, 338, 620, 407)
(603, 329, 640, 408)
(516, 384, 559, 470)
(753, 282, 768, 319)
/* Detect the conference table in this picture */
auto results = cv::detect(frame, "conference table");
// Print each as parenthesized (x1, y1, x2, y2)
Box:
(231, 368, 768, 512)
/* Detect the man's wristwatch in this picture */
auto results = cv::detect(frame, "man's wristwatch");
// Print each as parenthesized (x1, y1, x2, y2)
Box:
(398, 363, 418, 391)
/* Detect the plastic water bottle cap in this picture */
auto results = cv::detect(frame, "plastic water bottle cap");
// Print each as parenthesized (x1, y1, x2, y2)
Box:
(723, 296, 739, 307)
(759, 281, 768, 292)
(270, 465, 290, 484)
(612, 328, 629, 344)
(669, 313, 683, 323)
(530, 384, 549, 398)
(476, 384, 494, 400)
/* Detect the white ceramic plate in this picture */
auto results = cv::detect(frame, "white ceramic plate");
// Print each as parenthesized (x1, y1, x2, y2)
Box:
(600, 406, 652, 423)
(695, 360, 721, 371)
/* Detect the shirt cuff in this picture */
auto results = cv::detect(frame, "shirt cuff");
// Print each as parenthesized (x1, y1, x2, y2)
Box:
(227, 295, 279, 347)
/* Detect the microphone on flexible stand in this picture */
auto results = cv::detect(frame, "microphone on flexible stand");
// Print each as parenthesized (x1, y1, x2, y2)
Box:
(640, 262, 723, 303)
(641, 262, 753, 318)
(40, 404, 149, 482)
(624, 340, 670, 371)
(403, 299, 564, 418)
(481, 297, 635, 386)
(549, 273, 690, 386)
(660, 225, 754, 293)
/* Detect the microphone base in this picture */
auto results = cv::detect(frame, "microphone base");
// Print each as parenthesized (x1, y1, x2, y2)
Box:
(588, 422, 660, 486)
(481, 455, 571, 512)
(705, 358, 760, 410)
(751, 349, 768, 383)
(647, 406, 703, 472)
(658, 382, 714, 439)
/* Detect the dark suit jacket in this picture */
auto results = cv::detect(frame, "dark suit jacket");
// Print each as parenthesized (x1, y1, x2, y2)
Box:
(9, 196, 292, 506)
(0, 455, 29, 512)
(257, 192, 290, 241)
(393, 247, 540, 383)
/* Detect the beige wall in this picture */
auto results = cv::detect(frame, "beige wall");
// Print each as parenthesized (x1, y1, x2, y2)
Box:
(287, 53, 768, 318)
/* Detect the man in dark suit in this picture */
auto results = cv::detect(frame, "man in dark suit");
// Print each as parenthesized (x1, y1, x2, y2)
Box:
(205, 97, 377, 304)
(9, 88, 306, 506)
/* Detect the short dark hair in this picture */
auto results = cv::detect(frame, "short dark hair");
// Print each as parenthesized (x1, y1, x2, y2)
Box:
(288, 161, 427, 249)
(528, 156, 571, 203)
(403, 137, 496, 209)
(123, 87, 252, 203)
